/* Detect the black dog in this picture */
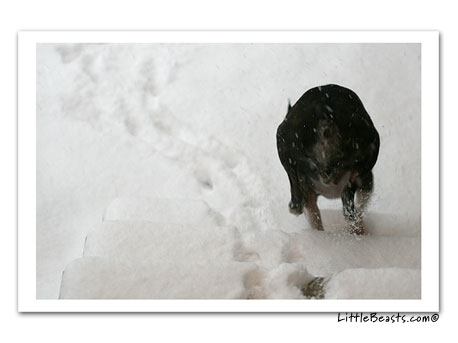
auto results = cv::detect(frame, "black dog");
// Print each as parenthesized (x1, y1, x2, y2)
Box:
(276, 84, 380, 235)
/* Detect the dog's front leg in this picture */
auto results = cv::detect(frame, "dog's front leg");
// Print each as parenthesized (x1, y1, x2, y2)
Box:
(302, 190, 323, 231)
(342, 181, 365, 235)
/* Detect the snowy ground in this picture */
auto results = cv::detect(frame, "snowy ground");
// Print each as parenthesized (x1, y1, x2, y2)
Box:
(37, 43, 421, 299)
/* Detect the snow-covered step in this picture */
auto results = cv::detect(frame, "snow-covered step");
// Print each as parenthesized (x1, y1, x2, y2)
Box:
(285, 230, 420, 276)
(83, 221, 237, 266)
(318, 209, 420, 236)
(238, 227, 420, 277)
(324, 268, 421, 299)
(61, 216, 260, 298)
(60, 213, 263, 299)
(59, 256, 255, 299)
(59, 196, 421, 299)
(103, 197, 225, 227)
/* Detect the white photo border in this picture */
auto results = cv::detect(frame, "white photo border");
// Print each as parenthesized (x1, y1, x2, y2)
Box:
(18, 31, 439, 312)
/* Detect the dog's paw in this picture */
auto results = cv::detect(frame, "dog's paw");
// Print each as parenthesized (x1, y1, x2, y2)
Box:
(288, 201, 304, 215)
(349, 222, 366, 235)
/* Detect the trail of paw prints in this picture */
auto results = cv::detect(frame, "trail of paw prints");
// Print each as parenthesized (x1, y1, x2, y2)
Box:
(133, 95, 279, 234)
(54, 44, 180, 134)
(233, 229, 319, 299)
(238, 261, 315, 299)
(54, 43, 279, 234)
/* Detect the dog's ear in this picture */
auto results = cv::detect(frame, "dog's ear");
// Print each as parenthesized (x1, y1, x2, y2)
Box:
(287, 99, 292, 113)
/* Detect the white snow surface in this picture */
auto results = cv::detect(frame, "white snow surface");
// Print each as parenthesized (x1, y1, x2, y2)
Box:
(103, 197, 225, 226)
(37, 43, 421, 299)
(325, 268, 421, 299)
